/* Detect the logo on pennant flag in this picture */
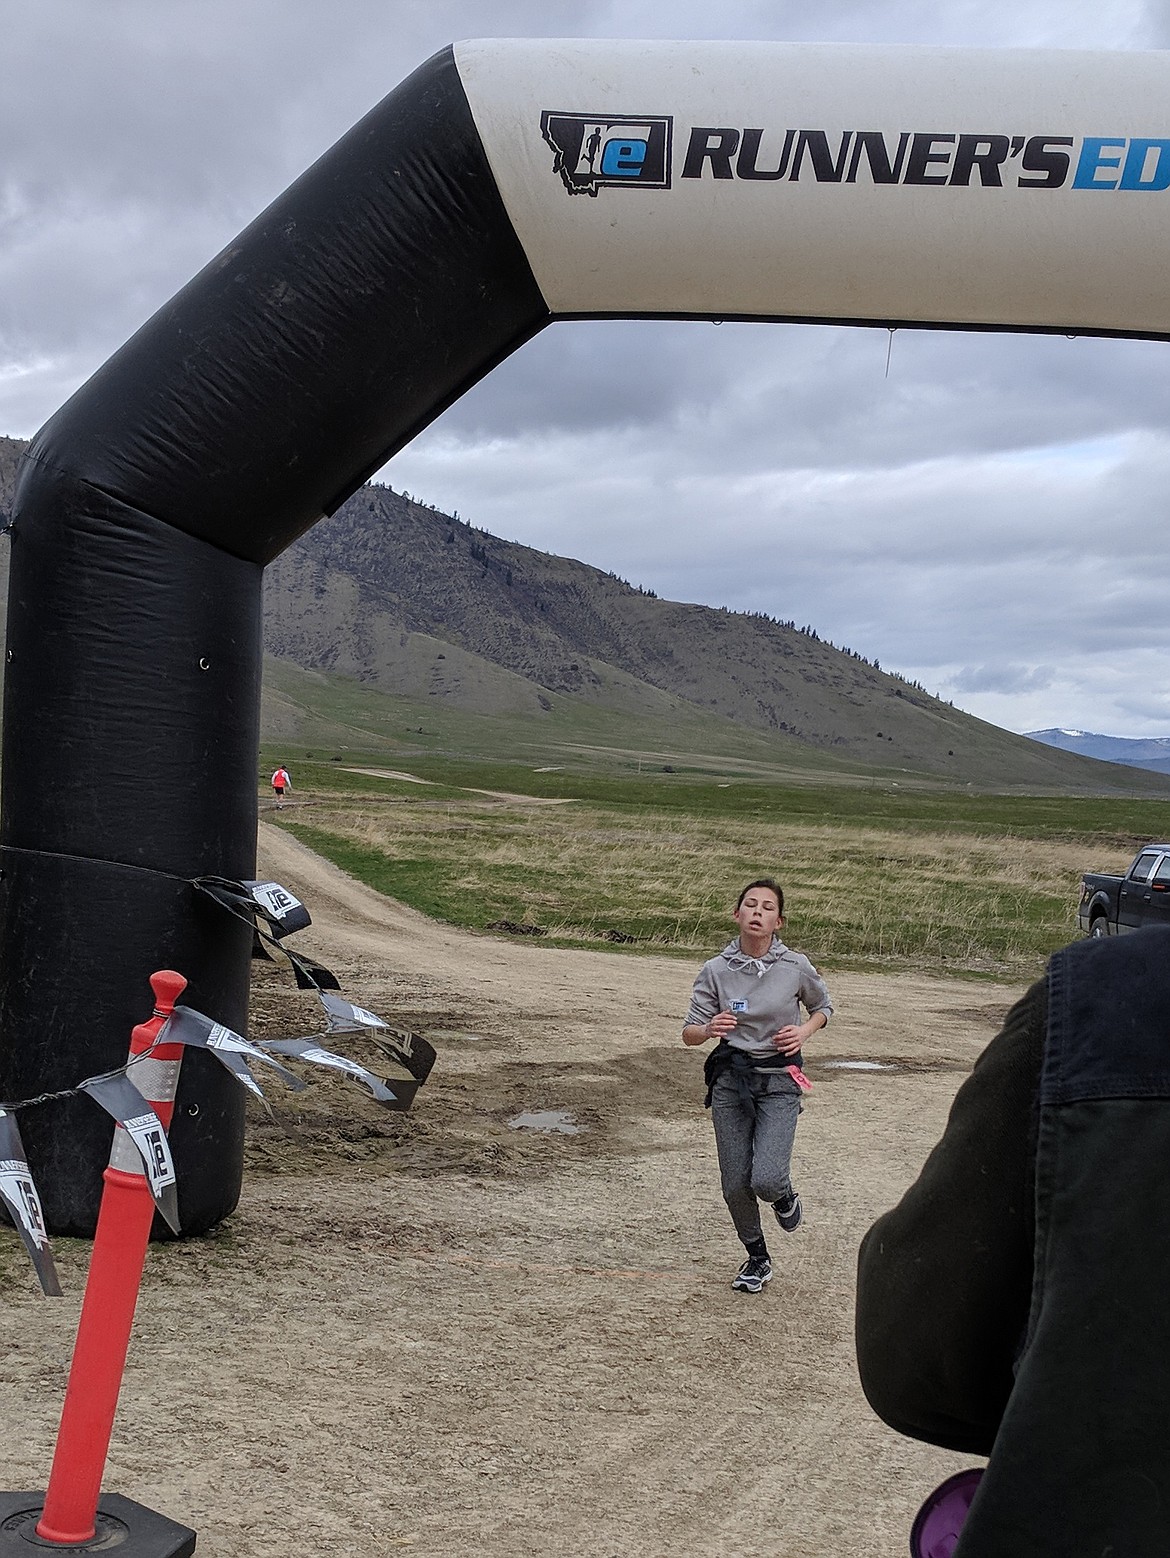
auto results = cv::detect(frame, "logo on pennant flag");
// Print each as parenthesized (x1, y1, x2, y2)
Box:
(123, 1112, 177, 1191)
(0, 1159, 50, 1248)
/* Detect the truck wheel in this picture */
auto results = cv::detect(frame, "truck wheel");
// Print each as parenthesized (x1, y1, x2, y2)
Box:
(1090, 917, 1109, 938)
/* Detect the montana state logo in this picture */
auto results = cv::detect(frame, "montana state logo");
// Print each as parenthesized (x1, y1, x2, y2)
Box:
(541, 112, 673, 196)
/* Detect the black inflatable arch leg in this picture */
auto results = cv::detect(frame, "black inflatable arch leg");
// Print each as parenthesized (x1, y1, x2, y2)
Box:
(0, 475, 260, 1234)
(0, 45, 549, 1235)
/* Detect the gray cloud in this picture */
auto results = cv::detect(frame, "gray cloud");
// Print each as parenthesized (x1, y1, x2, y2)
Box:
(952, 665, 1058, 695)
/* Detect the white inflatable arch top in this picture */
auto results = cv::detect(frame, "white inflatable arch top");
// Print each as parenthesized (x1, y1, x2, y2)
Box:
(458, 39, 1170, 335)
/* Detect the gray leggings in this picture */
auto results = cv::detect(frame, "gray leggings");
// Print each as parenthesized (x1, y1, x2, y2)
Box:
(711, 1069, 801, 1245)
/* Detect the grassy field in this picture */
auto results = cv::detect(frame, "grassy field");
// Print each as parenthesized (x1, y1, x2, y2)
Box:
(263, 752, 1162, 979)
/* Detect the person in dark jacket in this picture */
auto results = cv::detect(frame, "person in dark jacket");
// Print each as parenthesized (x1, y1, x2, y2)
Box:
(683, 878, 832, 1294)
(856, 926, 1170, 1556)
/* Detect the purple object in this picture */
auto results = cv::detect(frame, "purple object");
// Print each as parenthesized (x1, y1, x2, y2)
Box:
(910, 1469, 984, 1557)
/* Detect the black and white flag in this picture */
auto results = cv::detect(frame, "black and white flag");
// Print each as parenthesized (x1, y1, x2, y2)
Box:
(319, 990, 388, 1034)
(365, 1029, 437, 1087)
(79, 1074, 181, 1235)
(193, 874, 340, 989)
(243, 879, 312, 939)
(261, 1038, 398, 1103)
(318, 991, 437, 1086)
(0, 1109, 62, 1296)
(162, 1005, 307, 1106)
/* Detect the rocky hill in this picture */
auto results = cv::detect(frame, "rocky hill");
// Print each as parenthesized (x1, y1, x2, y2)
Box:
(0, 434, 1163, 791)
(262, 484, 1149, 789)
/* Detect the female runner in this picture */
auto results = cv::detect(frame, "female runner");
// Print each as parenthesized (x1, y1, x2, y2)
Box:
(683, 878, 832, 1292)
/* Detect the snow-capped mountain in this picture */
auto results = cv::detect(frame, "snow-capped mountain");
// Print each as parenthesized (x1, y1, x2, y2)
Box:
(1027, 729, 1170, 775)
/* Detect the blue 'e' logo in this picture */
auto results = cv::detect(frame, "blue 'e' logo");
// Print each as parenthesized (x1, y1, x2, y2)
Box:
(601, 137, 648, 177)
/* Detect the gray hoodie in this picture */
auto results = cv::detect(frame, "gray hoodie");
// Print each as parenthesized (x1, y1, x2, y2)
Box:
(686, 937, 833, 1058)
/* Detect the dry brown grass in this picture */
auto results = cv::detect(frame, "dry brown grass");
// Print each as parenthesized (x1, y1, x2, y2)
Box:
(284, 794, 1131, 977)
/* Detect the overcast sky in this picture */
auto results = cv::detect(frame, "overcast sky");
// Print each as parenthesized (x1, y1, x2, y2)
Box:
(5, 3, 1170, 737)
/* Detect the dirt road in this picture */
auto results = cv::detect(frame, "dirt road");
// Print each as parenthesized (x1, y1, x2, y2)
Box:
(0, 825, 1024, 1556)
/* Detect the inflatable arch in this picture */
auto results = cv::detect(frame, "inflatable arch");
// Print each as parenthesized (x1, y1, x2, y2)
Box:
(4, 40, 1170, 1235)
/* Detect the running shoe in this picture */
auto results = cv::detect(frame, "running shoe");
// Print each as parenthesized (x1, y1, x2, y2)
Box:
(731, 1253, 773, 1293)
(773, 1190, 803, 1232)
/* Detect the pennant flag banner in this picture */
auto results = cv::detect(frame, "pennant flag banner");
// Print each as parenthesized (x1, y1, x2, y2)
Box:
(316, 990, 433, 1106)
(78, 1075, 181, 1235)
(270, 944, 342, 992)
(0, 874, 437, 1287)
(261, 1039, 398, 1103)
(194, 875, 341, 989)
(162, 1006, 307, 1109)
(319, 992, 437, 1086)
(360, 1069, 419, 1114)
(0, 1109, 62, 1296)
(368, 1029, 437, 1087)
(194, 875, 311, 941)
(243, 879, 312, 939)
(319, 990, 388, 1033)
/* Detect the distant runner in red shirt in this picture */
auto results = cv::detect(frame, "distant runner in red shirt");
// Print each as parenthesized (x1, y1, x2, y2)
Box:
(271, 766, 291, 809)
